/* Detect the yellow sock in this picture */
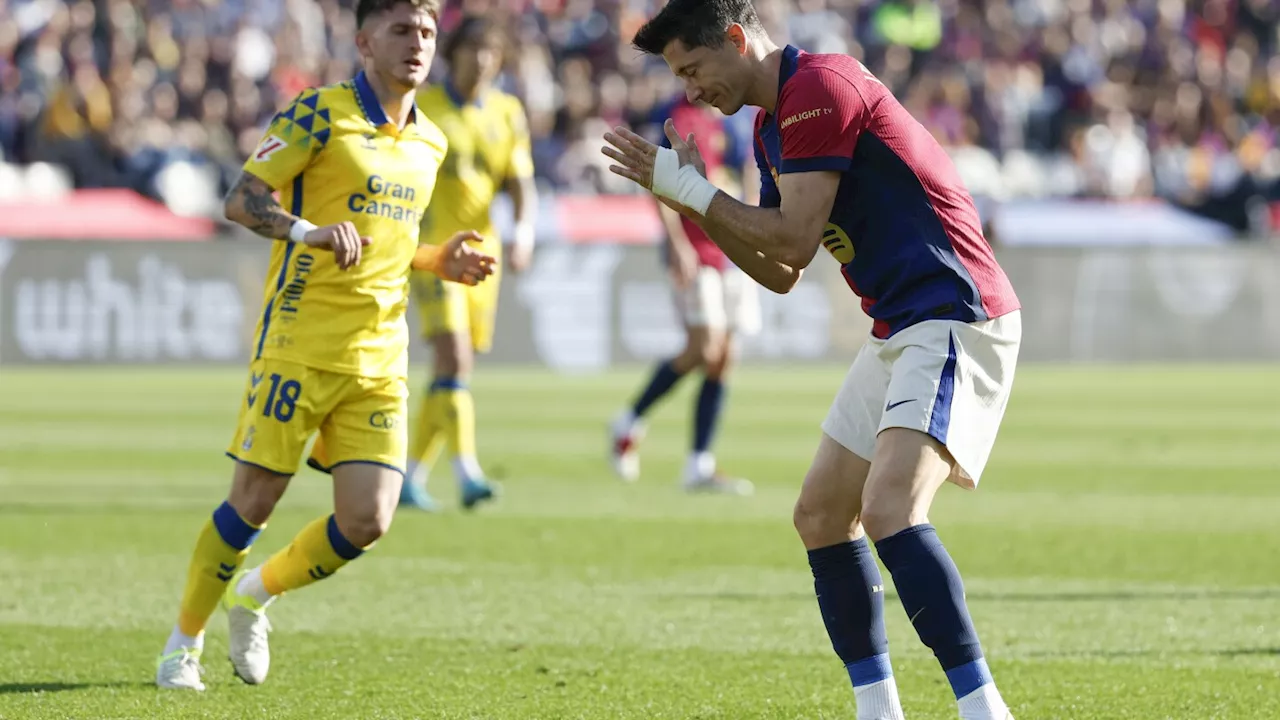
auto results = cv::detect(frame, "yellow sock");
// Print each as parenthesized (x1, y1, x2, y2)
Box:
(407, 385, 446, 475)
(177, 501, 263, 636)
(259, 514, 364, 596)
(433, 380, 477, 460)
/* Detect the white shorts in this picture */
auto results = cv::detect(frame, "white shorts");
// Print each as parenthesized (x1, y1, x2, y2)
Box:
(820, 310, 1022, 487)
(676, 266, 762, 334)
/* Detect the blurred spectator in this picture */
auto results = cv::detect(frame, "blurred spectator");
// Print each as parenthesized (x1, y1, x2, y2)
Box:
(1, 0, 1278, 234)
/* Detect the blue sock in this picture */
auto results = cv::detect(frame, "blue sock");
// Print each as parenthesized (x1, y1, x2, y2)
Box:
(692, 378, 724, 453)
(631, 359, 685, 417)
(875, 524, 991, 699)
(808, 539, 894, 689)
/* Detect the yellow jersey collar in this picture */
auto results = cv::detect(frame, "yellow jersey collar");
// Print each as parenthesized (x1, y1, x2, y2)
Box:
(354, 70, 422, 135)
(444, 78, 485, 108)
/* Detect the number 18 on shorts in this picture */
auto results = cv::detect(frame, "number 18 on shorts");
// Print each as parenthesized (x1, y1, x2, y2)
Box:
(225, 358, 410, 476)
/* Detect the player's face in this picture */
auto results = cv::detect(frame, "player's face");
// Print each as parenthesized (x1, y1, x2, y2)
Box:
(662, 34, 749, 115)
(451, 37, 503, 90)
(359, 4, 438, 90)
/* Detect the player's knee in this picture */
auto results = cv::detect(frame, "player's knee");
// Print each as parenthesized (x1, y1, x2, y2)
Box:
(433, 351, 462, 379)
(792, 496, 850, 546)
(432, 334, 472, 379)
(686, 334, 727, 371)
(675, 342, 708, 370)
(705, 343, 732, 379)
(334, 506, 393, 549)
(228, 464, 290, 526)
(859, 484, 920, 542)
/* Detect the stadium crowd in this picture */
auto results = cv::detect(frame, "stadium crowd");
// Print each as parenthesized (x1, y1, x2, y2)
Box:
(2, 0, 1279, 231)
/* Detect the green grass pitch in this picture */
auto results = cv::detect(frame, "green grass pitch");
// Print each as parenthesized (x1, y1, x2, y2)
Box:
(0, 364, 1277, 719)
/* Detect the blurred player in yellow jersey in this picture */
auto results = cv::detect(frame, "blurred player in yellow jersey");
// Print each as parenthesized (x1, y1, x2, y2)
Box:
(154, 0, 496, 692)
(400, 15, 538, 511)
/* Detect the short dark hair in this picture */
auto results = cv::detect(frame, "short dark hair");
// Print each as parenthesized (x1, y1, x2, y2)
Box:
(632, 0, 764, 55)
(356, 0, 441, 29)
(443, 15, 505, 64)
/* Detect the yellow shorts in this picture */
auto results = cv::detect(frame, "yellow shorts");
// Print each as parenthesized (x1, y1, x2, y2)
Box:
(225, 357, 409, 476)
(413, 260, 502, 353)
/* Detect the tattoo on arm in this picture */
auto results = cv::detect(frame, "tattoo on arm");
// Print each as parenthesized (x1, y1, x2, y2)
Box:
(225, 172, 298, 240)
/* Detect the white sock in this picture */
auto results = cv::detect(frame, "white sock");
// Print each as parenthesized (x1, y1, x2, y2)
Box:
(686, 451, 715, 480)
(957, 683, 1010, 720)
(854, 676, 906, 720)
(164, 625, 203, 655)
(453, 455, 483, 483)
(613, 409, 638, 436)
(404, 461, 425, 487)
(236, 565, 275, 606)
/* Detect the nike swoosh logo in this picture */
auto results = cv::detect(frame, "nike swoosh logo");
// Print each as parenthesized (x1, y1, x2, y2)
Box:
(885, 399, 916, 412)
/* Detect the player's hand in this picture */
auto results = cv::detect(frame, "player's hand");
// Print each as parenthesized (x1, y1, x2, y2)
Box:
(507, 221, 535, 274)
(601, 126, 657, 190)
(508, 241, 533, 274)
(663, 119, 708, 178)
(303, 222, 372, 271)
(438, 230, 497, 286)
(603, 120, 706, 196)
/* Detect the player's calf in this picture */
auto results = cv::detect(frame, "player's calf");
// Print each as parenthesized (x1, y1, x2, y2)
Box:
(864, 429, 1012, 720)
(794, 434, 905, 719)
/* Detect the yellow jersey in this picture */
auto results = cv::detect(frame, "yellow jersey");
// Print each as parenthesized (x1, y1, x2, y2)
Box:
(416, 81, 534, 248)
(244, 71, 449, 379)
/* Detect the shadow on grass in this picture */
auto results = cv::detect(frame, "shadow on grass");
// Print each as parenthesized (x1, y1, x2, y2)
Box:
(673, 588, 1280, 603)
(1216, 648, 1280, 657)
(0, 681, 149, 695)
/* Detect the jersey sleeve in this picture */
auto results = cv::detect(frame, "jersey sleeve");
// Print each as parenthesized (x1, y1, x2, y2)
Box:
(504, 97, 535, 180)
(242, 89, 328, 190)
(777, 68, 866, 175)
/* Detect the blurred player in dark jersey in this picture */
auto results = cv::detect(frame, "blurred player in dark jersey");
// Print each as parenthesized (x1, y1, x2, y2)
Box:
(609, 94, 758, 496)
(603, 0, 1021, 718)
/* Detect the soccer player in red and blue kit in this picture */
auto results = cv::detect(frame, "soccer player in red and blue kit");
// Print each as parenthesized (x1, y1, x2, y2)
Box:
(610, 93, 760, 496)
(602, 1, 1021, 718)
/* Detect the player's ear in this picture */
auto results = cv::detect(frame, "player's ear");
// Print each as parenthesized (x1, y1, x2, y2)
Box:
(354, 23, 372, 61)
(726, 24, 747, 55)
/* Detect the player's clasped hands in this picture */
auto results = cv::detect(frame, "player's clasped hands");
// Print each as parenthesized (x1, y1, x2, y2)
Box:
(303, 221, 372, 271)
(602, 119, 707, 191)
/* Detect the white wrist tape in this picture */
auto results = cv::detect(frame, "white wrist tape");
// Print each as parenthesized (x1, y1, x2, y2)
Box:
(513, 221, 535, 249)
(652, 146, 719, 216)
(288, 219, 317, 243)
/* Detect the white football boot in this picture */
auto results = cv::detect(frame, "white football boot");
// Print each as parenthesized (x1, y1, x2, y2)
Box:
(155, 646, 205, 691)
(682, 452, 754, 496)
(223, 570, 274, 684)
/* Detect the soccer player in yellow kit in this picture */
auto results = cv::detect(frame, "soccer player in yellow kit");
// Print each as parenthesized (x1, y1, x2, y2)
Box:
(154, 0, 496, 691)
(400, 15, 538, 511)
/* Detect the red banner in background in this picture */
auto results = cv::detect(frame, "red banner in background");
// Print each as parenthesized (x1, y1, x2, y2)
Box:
(0, 189, 217, 241)
(552, 194, 664, 244)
